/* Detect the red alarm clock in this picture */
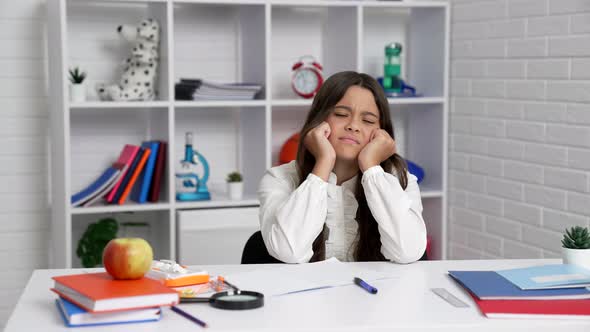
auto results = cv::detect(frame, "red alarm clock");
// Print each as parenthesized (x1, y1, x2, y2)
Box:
(291, 55, 323, 99)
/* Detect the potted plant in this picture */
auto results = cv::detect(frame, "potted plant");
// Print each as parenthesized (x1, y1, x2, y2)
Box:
(226, 171, 243, 200)
(76, 217, 118, 268)
(68, 66, 87, 102)
(561, 225, 590, 269)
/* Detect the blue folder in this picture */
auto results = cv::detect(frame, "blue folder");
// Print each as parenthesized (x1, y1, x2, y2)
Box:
(449, 270, 590, 300)
(496, 264, 590, 290)
(131, 141, 159, 203)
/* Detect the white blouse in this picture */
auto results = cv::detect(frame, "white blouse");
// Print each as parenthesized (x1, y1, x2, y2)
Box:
(257, 160, 427, 264)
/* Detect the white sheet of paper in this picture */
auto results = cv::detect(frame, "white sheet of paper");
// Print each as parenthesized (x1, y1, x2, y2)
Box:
(225, 258, 394, 296)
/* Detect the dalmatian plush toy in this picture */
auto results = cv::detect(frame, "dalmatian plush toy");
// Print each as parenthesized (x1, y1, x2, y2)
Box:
(97, 19, 160, 101)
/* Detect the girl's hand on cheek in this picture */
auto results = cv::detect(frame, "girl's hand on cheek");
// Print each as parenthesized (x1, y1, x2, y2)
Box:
(304, 121, 336, 164)
(358, 129, 396, 172)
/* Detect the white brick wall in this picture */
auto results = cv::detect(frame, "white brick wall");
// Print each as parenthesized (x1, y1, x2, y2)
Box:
(449, 0, 590, 259)
(0, 0, 50, 327)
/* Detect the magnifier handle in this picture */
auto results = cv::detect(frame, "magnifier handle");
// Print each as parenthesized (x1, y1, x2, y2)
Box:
(180, 297, 212, 304)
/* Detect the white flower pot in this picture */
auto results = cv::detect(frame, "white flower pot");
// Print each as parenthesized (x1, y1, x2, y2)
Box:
(69, 83, 86, 103)
(562, 247, 590, 269)
(228, 182, 243, 200)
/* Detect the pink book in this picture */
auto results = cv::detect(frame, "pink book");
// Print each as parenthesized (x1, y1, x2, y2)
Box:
(105, 144, 140, 203)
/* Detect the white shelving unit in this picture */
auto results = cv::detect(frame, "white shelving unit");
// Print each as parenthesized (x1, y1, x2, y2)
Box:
(47, 0, 449, 268)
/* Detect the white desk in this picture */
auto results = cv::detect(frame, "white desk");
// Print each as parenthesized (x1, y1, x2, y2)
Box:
(5, 259, 590, 332)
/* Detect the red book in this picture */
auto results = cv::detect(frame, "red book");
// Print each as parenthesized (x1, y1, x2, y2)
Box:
(148, 141, 167, 202)
(51, 272, 178, 313)
(471, 293, 590, 319)
(105, 145, 140, 203)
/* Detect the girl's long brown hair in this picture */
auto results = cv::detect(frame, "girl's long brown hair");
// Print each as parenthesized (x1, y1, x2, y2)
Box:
(296, 71, 408, 262)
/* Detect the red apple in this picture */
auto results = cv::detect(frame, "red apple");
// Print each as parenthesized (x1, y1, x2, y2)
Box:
(102, 238, 153, 280)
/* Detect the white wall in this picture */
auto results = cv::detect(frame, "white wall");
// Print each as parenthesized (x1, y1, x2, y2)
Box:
(449, 0, 590, 259)
(0, 0, 50, 328)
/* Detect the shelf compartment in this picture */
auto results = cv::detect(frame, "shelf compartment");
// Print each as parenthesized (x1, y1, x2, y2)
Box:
(71, 210, 172, 268)
(173, 2, 266, 100)
(362, 6, 446, 98)
(393, 103, 444, 198)
(70, 107, 171, 206)
(271, 106, 306, 166)
(271, 5, 357, 99)
(66, 0, 171, 101)
(174, 106, 267, 201)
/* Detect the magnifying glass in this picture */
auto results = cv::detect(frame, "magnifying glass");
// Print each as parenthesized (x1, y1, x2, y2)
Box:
(180, 289, 264, 310)
(179, 278, 264, 310)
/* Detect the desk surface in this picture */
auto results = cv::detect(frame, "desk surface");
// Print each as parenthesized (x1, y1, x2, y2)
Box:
(6, 259, 590, 332)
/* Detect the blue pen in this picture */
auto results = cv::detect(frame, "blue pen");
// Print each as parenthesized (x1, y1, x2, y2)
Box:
(171, 306, 208, 328)
(354, 277, 378, 294)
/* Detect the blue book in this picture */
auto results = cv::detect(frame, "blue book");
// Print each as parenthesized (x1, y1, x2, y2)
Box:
(131, 141, 159, 203)
(449, 270, 590, 300)
(55, 297, 161, 327)
(497, 264, 590, 290)
(71, 167, 120, 207)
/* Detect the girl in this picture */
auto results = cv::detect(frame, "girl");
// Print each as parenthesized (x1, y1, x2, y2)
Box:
(258, 71, 426, 264)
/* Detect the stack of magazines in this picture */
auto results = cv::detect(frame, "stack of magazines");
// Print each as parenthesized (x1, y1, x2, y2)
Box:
(175, 79, 263, 100)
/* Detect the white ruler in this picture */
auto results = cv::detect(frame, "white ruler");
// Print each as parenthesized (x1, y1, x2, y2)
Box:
(431, 288, 470, 308)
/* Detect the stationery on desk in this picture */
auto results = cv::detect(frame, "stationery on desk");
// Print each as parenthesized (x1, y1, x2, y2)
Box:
(354, 277, 378, 294)
(145, 260, 210, 288)
(171, 306, 208, 328)
(449, 264, 590, 319)
(224, 257, 393, 296)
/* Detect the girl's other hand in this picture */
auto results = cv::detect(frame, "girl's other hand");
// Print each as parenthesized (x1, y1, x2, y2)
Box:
(304, 121, 336, 164)
(358, 129, 396, 172)
(304, 122, 336, 181)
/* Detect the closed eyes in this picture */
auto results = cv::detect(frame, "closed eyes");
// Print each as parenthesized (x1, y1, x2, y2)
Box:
(334, 112, 376, 125)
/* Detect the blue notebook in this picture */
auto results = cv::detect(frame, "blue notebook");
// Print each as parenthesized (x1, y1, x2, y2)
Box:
(55, 297, 161, 327)
(449, 270, 590, 300)
(131, 141, 160, 203)
(497, 264, 590, 290)
(71, 167, 120, 207)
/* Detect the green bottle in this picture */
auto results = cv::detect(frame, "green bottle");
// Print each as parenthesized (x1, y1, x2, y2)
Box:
(383, 42, 402, 93)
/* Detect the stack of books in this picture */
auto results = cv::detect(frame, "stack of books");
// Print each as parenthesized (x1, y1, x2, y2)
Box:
(51, 272, 179, 327)
(71, 141, 167, 207)
(449, 264, 590, 319)
(175, 79, 263, 100)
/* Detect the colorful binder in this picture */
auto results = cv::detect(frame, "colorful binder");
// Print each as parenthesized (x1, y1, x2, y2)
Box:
(149, 141, 167, 202)
(131, 141, 160, 203)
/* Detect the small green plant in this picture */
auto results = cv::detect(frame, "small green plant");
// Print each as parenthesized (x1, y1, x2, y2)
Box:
(226, 171, 243, 182)
(68, 67, 87, 84)
(76, 218, 118, 268)
(562, 226, 590, 250)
